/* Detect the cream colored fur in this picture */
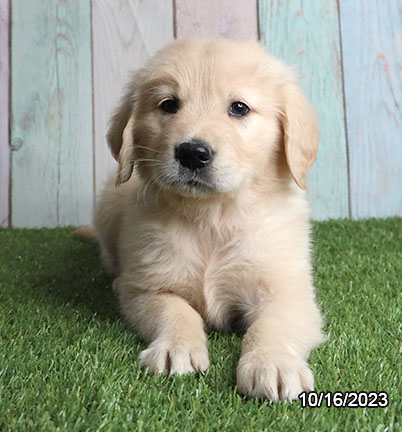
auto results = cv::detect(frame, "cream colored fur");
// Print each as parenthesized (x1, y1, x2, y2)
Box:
(94, 38, 324, 401)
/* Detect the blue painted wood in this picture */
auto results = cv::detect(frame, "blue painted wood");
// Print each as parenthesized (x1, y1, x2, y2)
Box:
(11, 0, 93, 227)
(259, 0, 349, 220)
(0, 0, 10, 227)
(340, 0, 402, 218)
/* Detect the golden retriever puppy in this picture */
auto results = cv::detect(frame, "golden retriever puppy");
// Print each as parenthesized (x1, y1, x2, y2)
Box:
(94, 38, 324, 401)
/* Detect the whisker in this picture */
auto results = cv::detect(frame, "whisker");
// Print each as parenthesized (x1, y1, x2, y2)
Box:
(134, 158, 161, 163)
(136, 173, 153, 205)
(134, 145, 161, 154)
(134, 163, 162, 169)
(135, 166, 179, 206)
(154, 174, 174, 204)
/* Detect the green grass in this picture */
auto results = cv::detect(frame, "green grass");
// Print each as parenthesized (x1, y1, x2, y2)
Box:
(0, 219, 401, 431)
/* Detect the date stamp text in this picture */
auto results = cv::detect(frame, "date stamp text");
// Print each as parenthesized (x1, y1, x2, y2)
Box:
(299, 391, 389, 408)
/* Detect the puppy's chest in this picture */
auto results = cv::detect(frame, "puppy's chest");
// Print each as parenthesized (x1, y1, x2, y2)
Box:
(131, 218, 266, 329)
(163, 225, 240, 282)
(166, 225, 259, 329)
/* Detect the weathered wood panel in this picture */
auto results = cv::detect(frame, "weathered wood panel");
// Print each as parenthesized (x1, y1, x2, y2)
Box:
(175, 0, 258, 40)
(0, 0, 10, 227)
(259, 0, 349, 220)
(11, 0, 93, 227)
(340, 0, 402, 218)
(92, 0, 174, 195)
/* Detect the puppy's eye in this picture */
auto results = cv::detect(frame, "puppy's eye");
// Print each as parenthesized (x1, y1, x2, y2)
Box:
(159, 98, 180, 114)
(229, 101, 250, 118)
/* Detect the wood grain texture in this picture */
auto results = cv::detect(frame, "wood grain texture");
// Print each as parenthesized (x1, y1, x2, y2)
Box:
(11, 0, 93, 227)
(259, 0, 349, 220)
(0, 0, 10, 227)
(175, 0, 258, 40)
(92, 0, 174, 195)
(340, 0, 402, 218)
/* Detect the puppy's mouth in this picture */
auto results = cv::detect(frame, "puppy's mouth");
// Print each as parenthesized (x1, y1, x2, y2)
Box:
(157, 167, 218, 195)
(169, 176, 217, 194)
(186, 178, 213, 189)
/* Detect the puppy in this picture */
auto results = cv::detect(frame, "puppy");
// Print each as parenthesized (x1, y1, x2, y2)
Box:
(94, 38, 324, 401)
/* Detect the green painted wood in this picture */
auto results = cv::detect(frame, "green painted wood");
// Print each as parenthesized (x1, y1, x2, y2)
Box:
(0, 0, 10, 227)
(92, 0, 174, 195)
(340, 0, 402, 218)
(259, 0, 349, 220)
(11, 0, 93, 227)
(175, 0, 258, 39)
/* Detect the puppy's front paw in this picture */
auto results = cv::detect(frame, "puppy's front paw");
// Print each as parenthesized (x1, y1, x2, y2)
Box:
(139, 338, 209, 375)
(236, 350, 314, 401)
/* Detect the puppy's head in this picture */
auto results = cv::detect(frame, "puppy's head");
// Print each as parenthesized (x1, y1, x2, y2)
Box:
(108, 39, 319, 197)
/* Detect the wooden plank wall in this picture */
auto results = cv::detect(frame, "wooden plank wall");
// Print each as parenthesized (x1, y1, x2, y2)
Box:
(340, 0, 402, 218)
(175, 0, 258, 40)
(259, 0, 349, 220)
(0, 0, 9, 227)
(2, 0, 401, 226)
(11, 0, 93, 227)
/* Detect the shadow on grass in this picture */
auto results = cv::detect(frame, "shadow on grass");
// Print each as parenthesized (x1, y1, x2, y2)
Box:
(0, 228, 119, 323)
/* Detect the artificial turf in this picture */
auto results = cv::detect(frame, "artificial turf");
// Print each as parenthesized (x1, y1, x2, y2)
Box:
(0, 218, 400, 431)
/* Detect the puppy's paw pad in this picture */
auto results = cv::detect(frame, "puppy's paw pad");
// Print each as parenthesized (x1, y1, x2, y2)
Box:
(236, 351, 314, 401)
(139, 339, 209, 375)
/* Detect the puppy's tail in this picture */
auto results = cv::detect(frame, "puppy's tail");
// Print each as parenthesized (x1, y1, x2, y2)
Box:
(71, 226, 98, 244)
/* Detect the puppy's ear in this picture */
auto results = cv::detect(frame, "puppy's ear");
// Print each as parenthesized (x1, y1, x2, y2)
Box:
(107, 72, 144, 185)
(115, 114, 135, 185)
(281, 79, 320, 190)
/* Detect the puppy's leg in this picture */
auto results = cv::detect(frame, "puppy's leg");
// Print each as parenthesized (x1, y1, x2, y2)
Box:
(236, 287, 324, 401)
(117, 286, 209, 375)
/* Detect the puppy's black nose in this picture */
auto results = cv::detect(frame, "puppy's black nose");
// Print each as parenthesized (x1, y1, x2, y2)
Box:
(175, 141, 213, 170)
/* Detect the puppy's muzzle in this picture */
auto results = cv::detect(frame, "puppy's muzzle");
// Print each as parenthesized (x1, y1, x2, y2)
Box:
(175, 140, 214, 171)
